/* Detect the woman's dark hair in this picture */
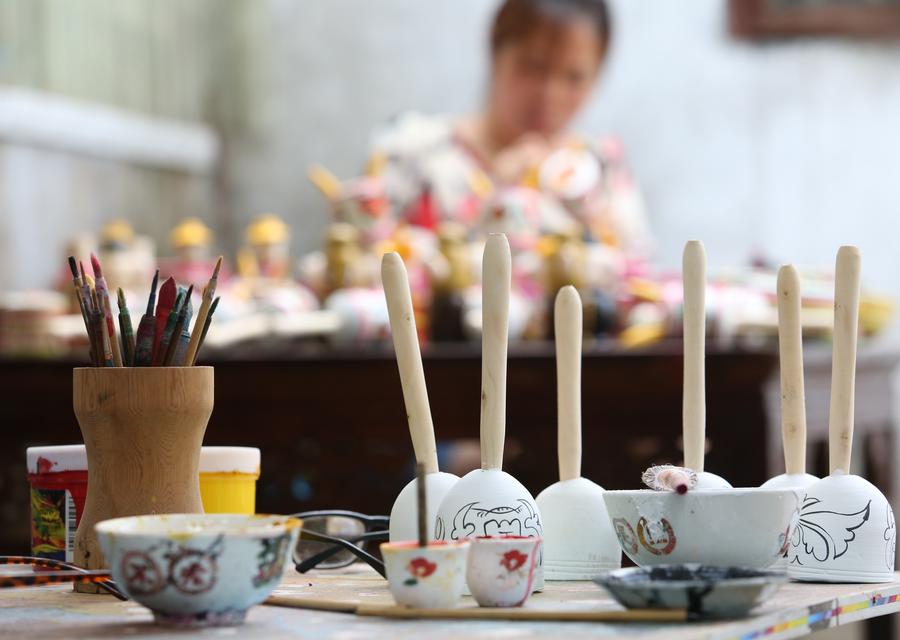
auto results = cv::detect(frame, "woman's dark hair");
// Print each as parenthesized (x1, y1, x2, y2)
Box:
(490, 0, 611, 57)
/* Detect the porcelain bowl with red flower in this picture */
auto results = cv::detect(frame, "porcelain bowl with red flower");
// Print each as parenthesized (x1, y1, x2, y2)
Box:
(96, 514, 302, 627)
(602, 489, 801, 570)
(381, 540, 470, 608)
(466, 535, 542, 607)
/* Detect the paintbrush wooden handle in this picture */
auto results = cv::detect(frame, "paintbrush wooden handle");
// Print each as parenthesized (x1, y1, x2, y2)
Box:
(381, 253, 439, 474)
(555, 286, 582, 482)
(186, 290, 212, 367)
(829, 246, 860, 474)
(777, 265, 808, 475)
(682, 240, 706, 473)
(481, 234, 510, 470)
(354, 603, 687, 622)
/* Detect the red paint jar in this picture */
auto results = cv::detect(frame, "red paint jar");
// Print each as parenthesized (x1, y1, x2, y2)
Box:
(26, 445, 88, 563)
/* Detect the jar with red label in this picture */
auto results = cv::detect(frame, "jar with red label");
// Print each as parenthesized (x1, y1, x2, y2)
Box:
(26, 445, 88, 563)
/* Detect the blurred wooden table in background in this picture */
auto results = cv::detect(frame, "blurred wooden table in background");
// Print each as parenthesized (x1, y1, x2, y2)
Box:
(2, 339, 898, 557)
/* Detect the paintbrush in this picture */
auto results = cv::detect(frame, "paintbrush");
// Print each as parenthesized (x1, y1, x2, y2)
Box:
(416, 462, 427, 547)
(91, 254, 122, 367)
(155, 289, 185, 366)
(133, 270, 159, 366)
(91, 290, 113, 367)
(117, 288, 135, 366)
(191, 296, 220, 365)
(172, 292, 194, 366)
(185, 256, 223, 366)
(79, 262, 101, 365)
(68, 256, 95, 364)
(152, 277, 177, 364)
(163, 286, 193, 366)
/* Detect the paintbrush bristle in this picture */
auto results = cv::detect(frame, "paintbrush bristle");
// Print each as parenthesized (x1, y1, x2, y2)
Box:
(79, 260, 87, 281)
(68, 256, 79, 279)
(117, 287, 126, 311)
(90, 253, 103, 278)
(213, 256, 223, 279)
(146, 270, 160, 314)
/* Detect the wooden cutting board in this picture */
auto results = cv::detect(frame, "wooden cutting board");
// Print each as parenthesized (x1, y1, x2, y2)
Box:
(265, 570, 687, 622)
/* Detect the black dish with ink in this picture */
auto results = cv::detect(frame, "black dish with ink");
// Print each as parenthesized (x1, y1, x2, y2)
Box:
(594, 564, 788, 620)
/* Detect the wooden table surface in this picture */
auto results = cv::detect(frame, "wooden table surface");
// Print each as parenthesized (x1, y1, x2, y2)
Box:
(2, 566, 900, 640)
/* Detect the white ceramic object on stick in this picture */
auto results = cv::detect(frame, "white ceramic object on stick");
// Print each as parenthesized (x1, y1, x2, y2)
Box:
(435, 234, 544, 590)
(382, 253, 459, 542)
(536, 286, 621, 580)
(788, 246, 895, 583)
(682, 241, 731, 489)
(761, 265, 818, 491)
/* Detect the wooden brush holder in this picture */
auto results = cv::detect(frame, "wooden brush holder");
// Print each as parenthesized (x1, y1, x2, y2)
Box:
(72, 367, 214, 593)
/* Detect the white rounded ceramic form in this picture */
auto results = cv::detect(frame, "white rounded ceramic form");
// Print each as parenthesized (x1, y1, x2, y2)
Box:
(381, 540, 470, 608)
(761, 473, 819, 490)
(434, 468, 544, 591)
(787, 472, 895, 583)
(389, 472, 460, 542)
(535, 477, 621, 580)
(760, 473, 819, 569)
(603, 488, 801, 569)
(96, 514, 301, 627)
(466, 536, 542, 607)
(694, 472, 733, 490)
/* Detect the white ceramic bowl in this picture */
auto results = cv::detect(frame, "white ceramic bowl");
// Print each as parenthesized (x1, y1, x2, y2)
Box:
(389, 472, 460, 542)
(787, 472, 895, 583)
(536, 478, 621, 579)
(603, 488, 801, 569)
(96, 514, 301, 627)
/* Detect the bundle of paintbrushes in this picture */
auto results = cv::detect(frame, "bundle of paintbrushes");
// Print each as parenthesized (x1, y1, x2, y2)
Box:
(67, 254, 222, 367)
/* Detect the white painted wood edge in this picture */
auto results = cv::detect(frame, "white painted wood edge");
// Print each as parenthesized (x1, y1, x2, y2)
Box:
(0, 87, 219, 173)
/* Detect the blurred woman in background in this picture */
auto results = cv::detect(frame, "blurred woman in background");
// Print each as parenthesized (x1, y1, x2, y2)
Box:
(373, 0, 652, 262)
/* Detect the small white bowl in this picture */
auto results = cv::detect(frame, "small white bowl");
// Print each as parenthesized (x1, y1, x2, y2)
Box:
(96, 514, 301, 627)
(381, 540, 470, 608)
(466, 536, 542, 607)
(603, 488, 801, 569)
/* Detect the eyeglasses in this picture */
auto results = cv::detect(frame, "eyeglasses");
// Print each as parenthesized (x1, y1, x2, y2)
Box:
(290, 510, 389, 577)
(0, 556, 128, 600)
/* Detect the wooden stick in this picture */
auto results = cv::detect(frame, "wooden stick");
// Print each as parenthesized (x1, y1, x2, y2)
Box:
(682, 241, 706, 472)
(381, 253, 439, 474)
(416, 462, 427, 547)
(480, 234, 510, 471)
(829, 246, 861, 474)
(555, 286, 582, 482)
(777, 265, 808, 475)
(185, 256, 222, 366)
(354, 603, 688, 622)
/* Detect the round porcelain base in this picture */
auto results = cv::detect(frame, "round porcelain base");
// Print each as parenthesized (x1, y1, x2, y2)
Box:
(545, 559, 622, 581)
(153, 609, 248, 628)
(788, 564, 894, 584)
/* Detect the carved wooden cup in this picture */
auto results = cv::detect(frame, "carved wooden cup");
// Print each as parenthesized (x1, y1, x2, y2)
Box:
(72, 367, 214, 593)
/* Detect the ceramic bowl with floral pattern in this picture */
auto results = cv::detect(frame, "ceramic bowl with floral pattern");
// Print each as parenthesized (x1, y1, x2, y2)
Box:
(96, 514, 301, 627)
(381, 540, 470, 608)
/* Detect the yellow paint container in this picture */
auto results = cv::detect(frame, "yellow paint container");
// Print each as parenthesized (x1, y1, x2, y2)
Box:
(199, 447, 261, 514)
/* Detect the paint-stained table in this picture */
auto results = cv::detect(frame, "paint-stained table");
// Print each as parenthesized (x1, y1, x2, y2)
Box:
(1, 567, 899, 639)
